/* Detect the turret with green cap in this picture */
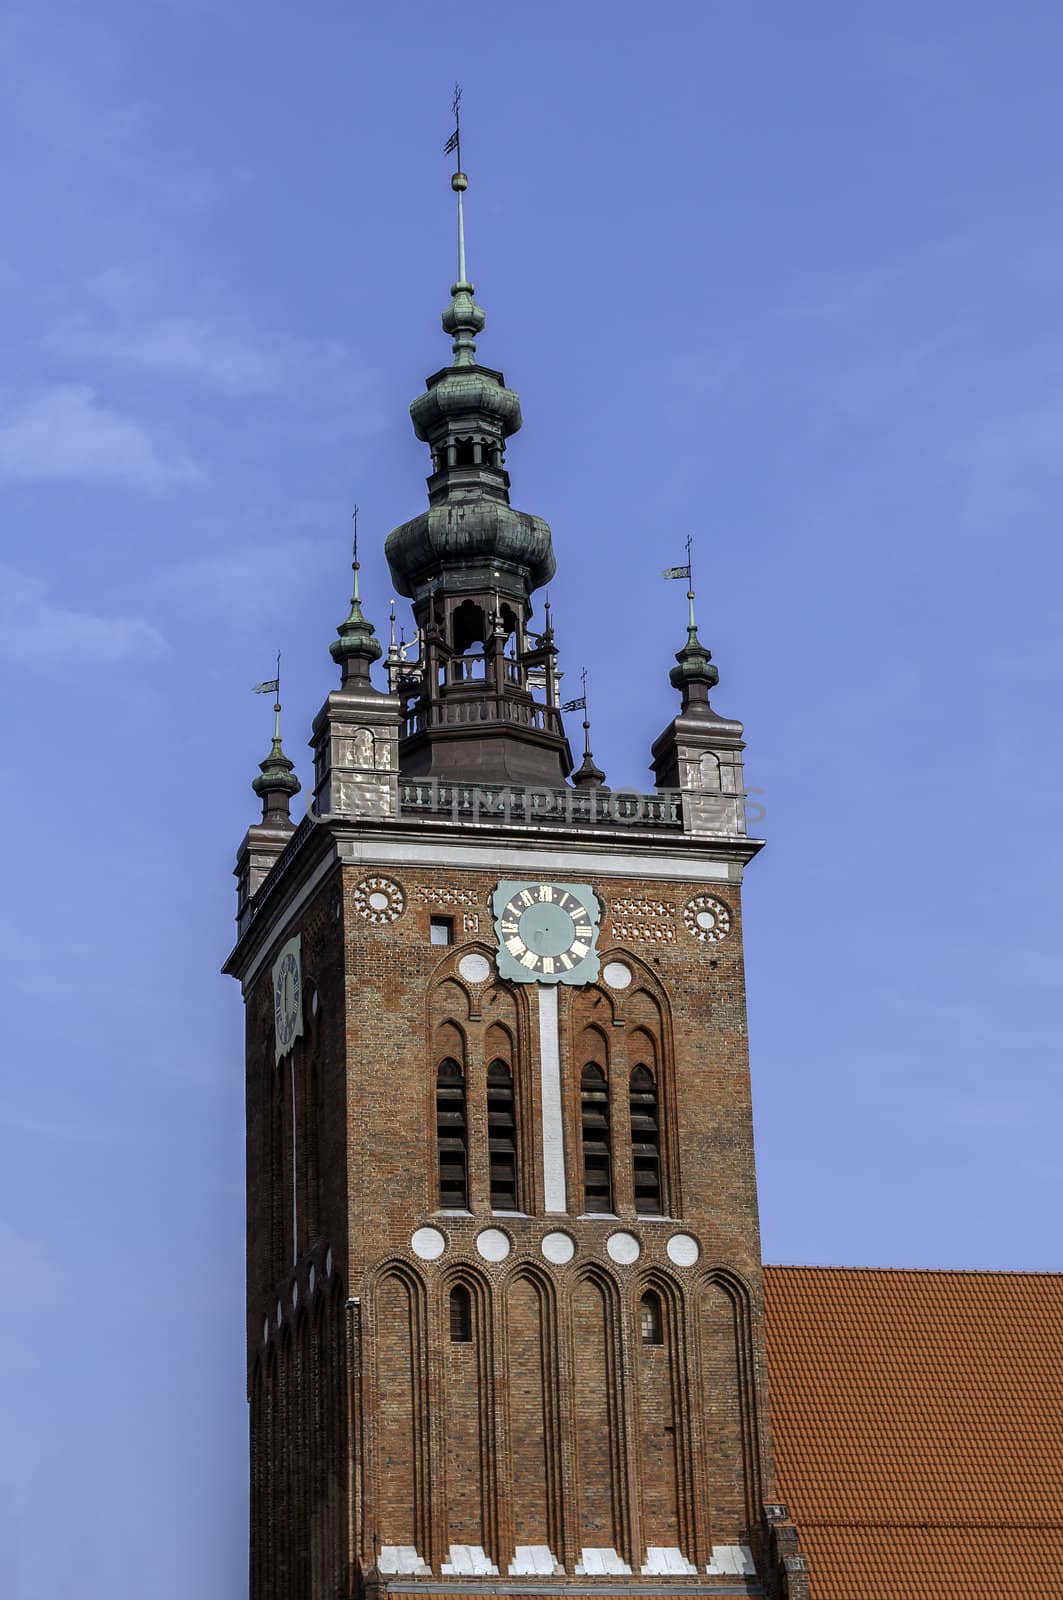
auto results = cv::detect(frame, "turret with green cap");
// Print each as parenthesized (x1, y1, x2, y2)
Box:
(651, 535, 750, 836)
(250, 653, 300, 827)
(331, 506, 383, 686)
(662, 537, 720, 716)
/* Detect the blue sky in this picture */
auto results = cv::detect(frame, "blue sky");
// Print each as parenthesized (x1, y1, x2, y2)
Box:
(2, 2, 1061, 1595)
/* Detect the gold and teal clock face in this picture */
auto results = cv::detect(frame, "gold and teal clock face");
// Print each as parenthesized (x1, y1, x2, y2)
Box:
(491, 880, 601, 985)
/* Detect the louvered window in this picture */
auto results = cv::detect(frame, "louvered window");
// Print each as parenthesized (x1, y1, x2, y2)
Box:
(580, 1063, 613, 1213)
(436, 1058, 468, 1209)
(487, 1060, 518, 1210)
(629, 1065, 663, 1215)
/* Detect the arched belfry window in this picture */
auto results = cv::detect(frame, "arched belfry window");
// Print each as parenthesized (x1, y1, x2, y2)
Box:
(436, 1059, 468, 1209)
(629, 1065, 663, 1215)
(450, 1285, 472, 1342)
(640, 1290, 664, 1346)
(580, 1063, 613, 1214)
(487, 1060, 518, 1210)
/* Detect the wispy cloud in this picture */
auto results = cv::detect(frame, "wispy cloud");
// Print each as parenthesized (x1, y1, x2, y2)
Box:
(0, 385, 201, 490)
(0, 565, 166, 670)
(46, 315, 345, 397)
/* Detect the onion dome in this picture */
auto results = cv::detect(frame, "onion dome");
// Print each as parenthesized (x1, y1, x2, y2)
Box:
(330, 537, 382, 684)
(669, 622, 720, 716)
(252, 718, 300, 826)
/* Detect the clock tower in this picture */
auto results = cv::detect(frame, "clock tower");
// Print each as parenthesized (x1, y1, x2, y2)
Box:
(224, 159, 808, 1600)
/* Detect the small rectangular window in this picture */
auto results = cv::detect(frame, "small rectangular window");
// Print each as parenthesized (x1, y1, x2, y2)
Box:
(430, 917, 453, 946)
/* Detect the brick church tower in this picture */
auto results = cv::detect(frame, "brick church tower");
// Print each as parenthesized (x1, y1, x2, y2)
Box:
(224, 152, 808, 1600)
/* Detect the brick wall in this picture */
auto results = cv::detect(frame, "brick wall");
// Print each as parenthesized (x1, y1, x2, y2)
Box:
(241, 853, 778, 1594)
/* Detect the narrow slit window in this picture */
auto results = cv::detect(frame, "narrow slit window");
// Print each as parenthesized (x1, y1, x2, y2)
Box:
(580, 1063, 613, 1214)
(450, 1285, 472, 1342)
(487, 1059, 518, 1210)
(436, 1058, 468, 1209)
(629, 1065, 663, 1215)
(640, 1290, 664, 1346)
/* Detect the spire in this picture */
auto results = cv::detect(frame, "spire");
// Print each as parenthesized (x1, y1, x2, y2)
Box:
(567, 667, 606, 788)
(663, 537, 719, 716)
(331, 504, 383, 684)
(380, 92, 571, 786)
(251, 653, 300, 825)
(441, 83, 485, 367)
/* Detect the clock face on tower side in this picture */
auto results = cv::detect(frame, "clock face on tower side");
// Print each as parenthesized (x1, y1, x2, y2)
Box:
(272, 942, 302, 1060)
(491, 880, 602, 985)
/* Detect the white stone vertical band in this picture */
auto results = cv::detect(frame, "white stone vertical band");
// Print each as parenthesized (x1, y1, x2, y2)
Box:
(537, 984, 566, 1212)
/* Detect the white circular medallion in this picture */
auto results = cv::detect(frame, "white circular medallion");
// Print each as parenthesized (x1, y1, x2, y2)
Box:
(602, 960, 633, 990)
(368, 890, 390, 912)
(411, 1226, 446, 1261)
(541, 1231, 576, 1265)
(476, 1228, 511, 1263)
(606, 1231, 641, 1265)
(666, 1233, 700, 1267)
(458, 952, 492, 985)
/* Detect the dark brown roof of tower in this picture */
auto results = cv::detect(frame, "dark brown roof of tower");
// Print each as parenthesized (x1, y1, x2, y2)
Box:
(762, 1265, 1063, 1600)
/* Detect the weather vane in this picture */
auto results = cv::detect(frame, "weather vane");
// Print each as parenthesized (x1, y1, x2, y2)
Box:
(662, 534, 697, 629)
(444, 82, 462, 171)
(251, 649, 284, 742)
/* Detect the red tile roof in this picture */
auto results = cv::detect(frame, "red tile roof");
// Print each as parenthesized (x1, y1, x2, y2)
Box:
(763, 1266, 1063, 1600)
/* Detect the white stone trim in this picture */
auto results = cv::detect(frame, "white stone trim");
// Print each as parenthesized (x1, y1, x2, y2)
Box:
(508, 1545, 560, 1576)
(339, 835, 735, 883)
(442, 1545, 499, 1576)
(576, 1547, 632, 1576)
(537, 985, 567, 1213)
(378, 1547, 431, 1576)
(707, 1545, 757, 1576)
(642, 1547, 698, 1576)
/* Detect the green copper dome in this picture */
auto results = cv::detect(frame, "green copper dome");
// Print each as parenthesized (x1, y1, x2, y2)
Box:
(252, 734, 300, 800)
(385, 501, 554, 600)
(331, 588, 382, 666)
(410, 366, 522, 440)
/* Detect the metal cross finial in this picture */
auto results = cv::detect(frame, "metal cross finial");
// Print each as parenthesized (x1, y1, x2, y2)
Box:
(445, 82, 463, 171)
(351, 503, 361, 602)
(273, 649, 282, 739)
(581, 667, 592, 757)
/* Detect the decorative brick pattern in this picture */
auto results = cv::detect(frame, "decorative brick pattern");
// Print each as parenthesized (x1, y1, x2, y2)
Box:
(415, 883, 479, 908)
(608, 896, 677, 945)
